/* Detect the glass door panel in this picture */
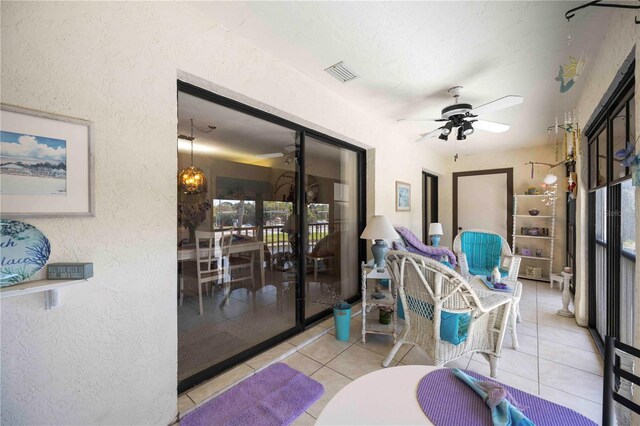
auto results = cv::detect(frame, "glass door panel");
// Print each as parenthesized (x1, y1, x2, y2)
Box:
(594, 187, 607, 340)
(177, 91, 298, 388)
(304, 135, 360, 319)
(619, 179, 635, 345)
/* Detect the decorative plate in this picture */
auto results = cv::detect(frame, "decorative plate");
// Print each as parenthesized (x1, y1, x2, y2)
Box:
(0, 220, 51, 287)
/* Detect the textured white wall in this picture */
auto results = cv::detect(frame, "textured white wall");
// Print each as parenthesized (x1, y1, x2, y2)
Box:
(0, 2, 446, 424)
(572, 10, 638, 328)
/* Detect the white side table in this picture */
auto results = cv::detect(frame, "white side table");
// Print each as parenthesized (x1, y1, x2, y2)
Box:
(361, 261, 396, 344)
(550, 273, 563, 290)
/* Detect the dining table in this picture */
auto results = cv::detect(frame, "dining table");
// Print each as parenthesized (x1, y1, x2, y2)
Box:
(178, 238, 266, 287)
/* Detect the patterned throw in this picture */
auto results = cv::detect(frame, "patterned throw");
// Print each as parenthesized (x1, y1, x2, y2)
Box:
(394, 227, 457, 267)
(416, 368, 596, 426)
(181, 363, 324, 426)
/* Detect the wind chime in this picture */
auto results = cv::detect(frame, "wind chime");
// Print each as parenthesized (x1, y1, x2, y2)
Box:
(525, 161, 561, 207)
(550, 111, 582, 163)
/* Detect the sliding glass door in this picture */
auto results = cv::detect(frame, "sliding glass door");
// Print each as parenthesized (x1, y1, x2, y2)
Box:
(176, 81, 365, 392)
(304, 135, 361, 320)
(587, 66, 635, 347)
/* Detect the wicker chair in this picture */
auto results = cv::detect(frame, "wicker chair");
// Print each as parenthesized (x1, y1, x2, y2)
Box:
(452, 229, 521, 282)
(382, 251, 513, 378)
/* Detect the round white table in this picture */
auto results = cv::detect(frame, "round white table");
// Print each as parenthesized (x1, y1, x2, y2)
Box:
(316, 365, 439, 425)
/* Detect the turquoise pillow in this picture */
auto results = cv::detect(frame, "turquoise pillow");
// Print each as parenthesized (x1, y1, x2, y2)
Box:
(398, 295, 470, 346)
(439, 310, 471, 345)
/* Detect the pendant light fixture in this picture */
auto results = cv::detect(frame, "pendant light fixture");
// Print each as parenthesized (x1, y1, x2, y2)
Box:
(178, 118, 207, 194)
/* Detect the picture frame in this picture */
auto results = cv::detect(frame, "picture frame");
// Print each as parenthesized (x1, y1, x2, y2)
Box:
(395, 181, 411, 211)
(1, 104, 94, 217)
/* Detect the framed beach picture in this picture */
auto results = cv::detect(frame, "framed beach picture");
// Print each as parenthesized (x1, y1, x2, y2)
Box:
(395, 181, 411, 211)
(1, 105, 94, 217)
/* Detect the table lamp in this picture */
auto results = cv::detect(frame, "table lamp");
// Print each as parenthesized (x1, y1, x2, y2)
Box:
(360, 215, 399, 267)
(428, 223, 443, 247)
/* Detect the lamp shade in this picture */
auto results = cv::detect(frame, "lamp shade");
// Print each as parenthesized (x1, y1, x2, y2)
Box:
(428, 223, 443, 236)
(360, 215, 399, 240)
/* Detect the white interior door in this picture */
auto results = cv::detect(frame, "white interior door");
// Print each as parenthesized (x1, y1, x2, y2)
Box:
(456, 173, 508, 240)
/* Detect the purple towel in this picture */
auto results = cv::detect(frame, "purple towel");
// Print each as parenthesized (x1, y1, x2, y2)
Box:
(395, 227, 457, 267)
(182, 363, 324, 426)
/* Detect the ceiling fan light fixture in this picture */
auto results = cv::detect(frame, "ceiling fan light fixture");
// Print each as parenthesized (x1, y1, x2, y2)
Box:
(441, 121, 453, 136)
(438, 133, 449, 141)
(457, 127, 466, 141)
(462, 121, 474, 136)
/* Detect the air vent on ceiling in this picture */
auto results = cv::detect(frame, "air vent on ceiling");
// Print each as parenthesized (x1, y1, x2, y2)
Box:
(324, 61, 358, 83)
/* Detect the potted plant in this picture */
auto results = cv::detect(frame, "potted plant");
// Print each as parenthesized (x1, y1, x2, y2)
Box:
(313, 286, 352, 341)
(378, 306, 393, 325)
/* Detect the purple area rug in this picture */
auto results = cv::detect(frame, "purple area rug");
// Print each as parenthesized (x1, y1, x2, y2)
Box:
(182, 363, 324, 426)
(416, 369, 596, 425)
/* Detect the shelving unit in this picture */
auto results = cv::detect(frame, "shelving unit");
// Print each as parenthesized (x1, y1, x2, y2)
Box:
(512, 194, 556, 282)
(360, 261, 396, 344)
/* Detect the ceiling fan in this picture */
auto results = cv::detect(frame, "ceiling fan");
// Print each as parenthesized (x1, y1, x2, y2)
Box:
(398, 86, 524, 142)
(256, 144, 298, 165)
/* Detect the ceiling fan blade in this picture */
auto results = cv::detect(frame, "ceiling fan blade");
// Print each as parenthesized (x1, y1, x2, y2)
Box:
(473, 119, 511, 133)
(256, 152, 285, 159)
(415, 128, 443, 142)
(397, 118, 445, 122)
(471, 95, 523, 115)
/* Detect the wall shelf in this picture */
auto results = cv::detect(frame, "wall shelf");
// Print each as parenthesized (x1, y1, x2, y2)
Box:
(0, 278, 89, 309)
(515, 235, 553, 240)
(519, 255, 553, 261)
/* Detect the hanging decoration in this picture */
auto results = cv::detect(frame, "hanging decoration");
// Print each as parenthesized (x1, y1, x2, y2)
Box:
(566, 173, 578, 200)
(555, 56, 587, 93)
(177, 119, 215, 195)
(614, 136, 639, 167)
(541, 173, 558, 206)
(548, 111, 581, 162)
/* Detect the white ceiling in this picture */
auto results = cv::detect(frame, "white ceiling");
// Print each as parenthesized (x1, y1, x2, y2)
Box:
(186, 1, 613, 155)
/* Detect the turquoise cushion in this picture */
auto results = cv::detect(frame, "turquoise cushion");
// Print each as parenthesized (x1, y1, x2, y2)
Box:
(440, 310, 471, 345)
(461, 232, 506, 277)
(398, 295, 470, 346)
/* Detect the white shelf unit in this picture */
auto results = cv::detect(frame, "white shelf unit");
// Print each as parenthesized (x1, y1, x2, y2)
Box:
(360, 261, 396, 344)
(512, 194, 556, 282)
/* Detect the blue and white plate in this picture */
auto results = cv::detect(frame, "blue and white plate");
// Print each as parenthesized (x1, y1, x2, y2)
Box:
(0, 220, 51, 287)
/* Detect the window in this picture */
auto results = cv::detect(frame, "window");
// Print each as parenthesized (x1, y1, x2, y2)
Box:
(595, 187, 607, 243)
(587, 61, 635, 348)
(621, 179, 636, 256)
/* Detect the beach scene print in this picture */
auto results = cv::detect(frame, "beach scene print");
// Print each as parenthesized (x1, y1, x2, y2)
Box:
(0, 130, 67, 195)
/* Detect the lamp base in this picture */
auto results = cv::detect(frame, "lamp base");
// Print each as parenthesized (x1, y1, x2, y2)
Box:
(431, 235, 441, 247)
(371, 239, 389, 268)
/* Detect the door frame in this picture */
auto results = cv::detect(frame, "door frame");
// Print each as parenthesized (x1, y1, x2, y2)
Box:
(452, 168, 514, 239)
(422, 171, 439, 243)
(176, 80, 366, 393)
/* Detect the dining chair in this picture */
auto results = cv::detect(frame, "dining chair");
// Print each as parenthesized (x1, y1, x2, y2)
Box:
(193, 228, 229, 315)
(603, 335, 640, 426)
(219, 229, 256, 309)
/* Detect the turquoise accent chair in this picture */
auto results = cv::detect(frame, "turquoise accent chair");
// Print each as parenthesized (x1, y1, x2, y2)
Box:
(452, 229, 521, 282)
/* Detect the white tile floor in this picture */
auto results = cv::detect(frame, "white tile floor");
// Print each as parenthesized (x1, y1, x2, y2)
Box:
(180, 279, 604, 425)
